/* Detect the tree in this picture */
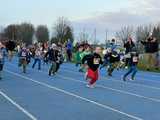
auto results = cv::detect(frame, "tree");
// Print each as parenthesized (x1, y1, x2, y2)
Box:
(36, 25, 49, 43)
(4, 24, 20, 41)
(19, 23, 35, 45)
(52, 17, 74, 44)
(115, 26, 134, 44)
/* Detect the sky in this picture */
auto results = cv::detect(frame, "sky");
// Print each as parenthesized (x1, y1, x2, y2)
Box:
(0, 0, 160, 42)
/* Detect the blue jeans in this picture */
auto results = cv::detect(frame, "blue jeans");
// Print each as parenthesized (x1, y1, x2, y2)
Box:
(32, 58, 41, 70)
(124, 65, 137, 79)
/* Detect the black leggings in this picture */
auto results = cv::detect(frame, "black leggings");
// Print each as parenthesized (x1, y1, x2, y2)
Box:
(0, 64, 4, 71)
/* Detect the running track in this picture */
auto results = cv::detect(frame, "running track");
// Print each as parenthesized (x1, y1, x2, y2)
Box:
(0, 57, 160, 120)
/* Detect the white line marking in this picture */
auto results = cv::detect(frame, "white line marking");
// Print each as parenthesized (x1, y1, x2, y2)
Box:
(8, 63, 160, 103)
(0, 90, 37, 120)
(61, 67, 160, 90)
(62, 64, 160, 78)
(57, 75, 160, 103)
(5, 69, 143, 120)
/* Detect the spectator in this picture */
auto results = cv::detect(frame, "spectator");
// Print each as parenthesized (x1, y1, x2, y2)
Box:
(66, 39, 73, 62)
(141, 36, 159, 70)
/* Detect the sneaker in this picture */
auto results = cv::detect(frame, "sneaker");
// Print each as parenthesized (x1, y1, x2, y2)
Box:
(86, 84, 95, 88)
(125, 66, 128, 69)
(108, 73, 112, 77)
(130, 77, 135, 81)
(121, 76, 127, 81)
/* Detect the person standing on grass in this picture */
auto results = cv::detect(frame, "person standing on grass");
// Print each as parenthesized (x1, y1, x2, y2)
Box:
(151, 37, 159, 70)
(122, 50, 139, 81)
(82, 47, 103, 88)
(141, 36, 158, 71)
(0, 42, 7, 80)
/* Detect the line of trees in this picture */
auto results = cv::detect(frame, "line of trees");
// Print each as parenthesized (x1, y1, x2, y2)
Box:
(0, 17, 74, 45)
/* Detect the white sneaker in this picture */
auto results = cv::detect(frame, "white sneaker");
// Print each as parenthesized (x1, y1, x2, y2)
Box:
(129, 78, 135, 81)
(125, 66, 128, 69)
(86, 84, 95, 88)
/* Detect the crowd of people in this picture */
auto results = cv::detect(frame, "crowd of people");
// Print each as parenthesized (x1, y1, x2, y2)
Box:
(0, 35, 159, 88)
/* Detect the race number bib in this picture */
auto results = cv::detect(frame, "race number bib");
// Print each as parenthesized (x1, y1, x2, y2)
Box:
(21, 51, 26, 57)
(93, 58, 100, 65)
(133, 56, 138, 62)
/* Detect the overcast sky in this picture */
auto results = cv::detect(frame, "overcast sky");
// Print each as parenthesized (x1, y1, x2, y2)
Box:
(0, 0, 160, 42)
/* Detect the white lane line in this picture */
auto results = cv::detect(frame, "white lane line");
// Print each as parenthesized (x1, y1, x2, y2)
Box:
(5, 69, 143, 120)
(62, 65, 160, 80)
(8, 63, 160, 103)
(0, 90, 37, 120)
(62, 64, 160, 78)
(56, 75, 160, 103)
(7, 62, 160, 90)
(60, 67, 160, 90)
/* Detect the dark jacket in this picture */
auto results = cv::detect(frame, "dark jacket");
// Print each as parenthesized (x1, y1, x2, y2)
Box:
(104, 52, 120, 63)
(141, 40, 158, 53)
(124, 41, 135, 54)
(6, 40, 16, 51)
(129, 53, 139, 66)
(82, 53, 102, 71)
(45, 48, 60, 62)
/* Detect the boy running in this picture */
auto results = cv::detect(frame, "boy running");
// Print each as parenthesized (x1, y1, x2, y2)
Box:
(82, 47, 103, 88)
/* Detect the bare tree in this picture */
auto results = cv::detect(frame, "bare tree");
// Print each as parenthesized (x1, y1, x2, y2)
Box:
(78, 31, 90, 43)
(36, 25, 49, 43)
(115, 26, 134, 44)
(52, 17, 74, 44)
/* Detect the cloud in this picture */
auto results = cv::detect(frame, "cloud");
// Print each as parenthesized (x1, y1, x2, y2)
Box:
(73, 0, 160, 41)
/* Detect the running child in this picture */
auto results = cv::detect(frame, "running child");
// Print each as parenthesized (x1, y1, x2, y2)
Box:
(82, 47, 103, 88)
(18, 46, 29, 73)
(0, 42, 7, 80)
(122, 51, 139, 81)
(32, 47, 42, 70)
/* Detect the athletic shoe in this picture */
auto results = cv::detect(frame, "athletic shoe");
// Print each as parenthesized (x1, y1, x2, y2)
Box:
(121, 76, 127, 81)
(125, 66, 128, 69)
(129, 77, 135, 81)
(86, 84, 95, 88)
